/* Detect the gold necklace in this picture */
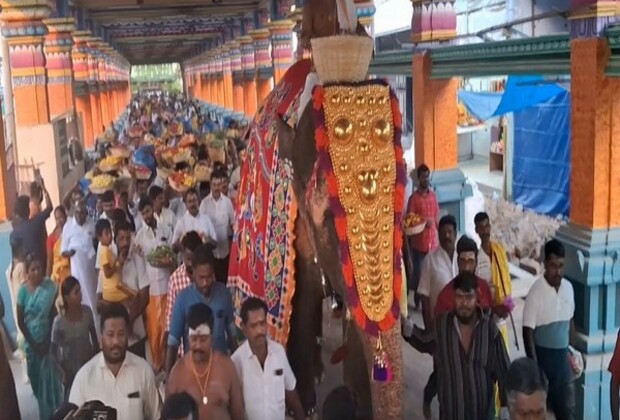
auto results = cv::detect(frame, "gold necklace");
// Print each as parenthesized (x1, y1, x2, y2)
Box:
(189, 352, 213, 405)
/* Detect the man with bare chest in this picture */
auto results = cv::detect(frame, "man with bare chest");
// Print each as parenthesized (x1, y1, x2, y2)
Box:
(166, 303, 245, 420)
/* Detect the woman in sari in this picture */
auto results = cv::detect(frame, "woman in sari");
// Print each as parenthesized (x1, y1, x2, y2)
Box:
(46, 206, 70, 284)
(0, 290, 20, 419)
(16, 253, 63, 420)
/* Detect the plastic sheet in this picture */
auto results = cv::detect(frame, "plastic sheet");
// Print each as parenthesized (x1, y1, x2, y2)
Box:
(458, 75, 566, 122)
(132, 145, 157, 174)
(512, 91, 570, 216)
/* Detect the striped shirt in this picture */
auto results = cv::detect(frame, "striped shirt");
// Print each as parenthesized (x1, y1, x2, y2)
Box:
(165, 264, 192, 333)
(434, 309, 510, 420)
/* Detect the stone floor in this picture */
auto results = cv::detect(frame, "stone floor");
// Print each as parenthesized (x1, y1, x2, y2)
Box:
(11, 280, 535, 420)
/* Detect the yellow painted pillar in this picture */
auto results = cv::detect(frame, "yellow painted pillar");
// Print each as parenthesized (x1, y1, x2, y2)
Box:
(412, 52, 458, 170)
(269, 20, 295, 84)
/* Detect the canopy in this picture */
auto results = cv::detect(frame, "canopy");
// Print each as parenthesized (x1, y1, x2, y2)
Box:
(458, 75, 567, 121)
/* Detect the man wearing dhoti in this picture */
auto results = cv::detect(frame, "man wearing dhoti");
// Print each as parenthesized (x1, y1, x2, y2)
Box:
(61, 202, 99, 331)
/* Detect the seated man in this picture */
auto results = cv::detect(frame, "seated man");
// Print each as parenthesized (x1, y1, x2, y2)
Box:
(167, 303, 245, 420)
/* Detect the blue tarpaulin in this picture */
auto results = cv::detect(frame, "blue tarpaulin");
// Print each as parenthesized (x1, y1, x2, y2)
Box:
(458, 75, 570, 216)
(458, 75, 566, 121)
(512, 91, 570, 216)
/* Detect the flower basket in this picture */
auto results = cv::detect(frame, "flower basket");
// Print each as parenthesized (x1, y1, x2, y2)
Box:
(404, 223, 425, 237)
(194, 165, 212, 182)
(169, 172, 196, 193)
(207, 146, 225, 164)
(404, 213, 426, 236)
(172, 148, 191, 164)
(146, 245, 175, 268)
(89, 174, 116, 195)
(110, 146, 131, 159)
(98, 162, 120, 173)
(157, 167, 171, 180)
(134, 166, 152, 181)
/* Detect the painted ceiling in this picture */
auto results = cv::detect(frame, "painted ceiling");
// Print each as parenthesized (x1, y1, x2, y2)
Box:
(73, 0, 264, 65)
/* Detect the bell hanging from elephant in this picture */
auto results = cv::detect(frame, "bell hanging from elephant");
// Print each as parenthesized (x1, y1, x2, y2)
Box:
(228, 0, 407, 418)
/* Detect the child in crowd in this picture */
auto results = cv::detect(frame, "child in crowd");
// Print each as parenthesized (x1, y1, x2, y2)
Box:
(96, 219, 135, 306)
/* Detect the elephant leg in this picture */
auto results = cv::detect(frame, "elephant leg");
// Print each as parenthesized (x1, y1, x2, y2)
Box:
(344, 320, 404, 420)
(343, 319, 373, 419)
(287, 256, 325, 414)
(366, 323, 404, 419)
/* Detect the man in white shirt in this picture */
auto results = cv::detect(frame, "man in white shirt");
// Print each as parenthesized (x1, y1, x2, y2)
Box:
(97, 220, 150, 358)
(136, 196, 174, 373)
(200, 169, 235, 283)
(417, 214, 459, 327)
(149, 185, 177, 234)
(69, 303, 162, 420)
(232, 298, 305, 420)
(172, 188, 217, 250)
(61, 203, 98, 323)
(416, 214, 458, 419)
(523, 239, 577, 420)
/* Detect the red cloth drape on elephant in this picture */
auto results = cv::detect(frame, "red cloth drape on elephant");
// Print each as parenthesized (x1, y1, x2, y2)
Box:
(229, 59, 312, 345)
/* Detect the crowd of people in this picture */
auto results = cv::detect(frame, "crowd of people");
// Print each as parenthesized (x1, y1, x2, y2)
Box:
(0, 91, 619, 420)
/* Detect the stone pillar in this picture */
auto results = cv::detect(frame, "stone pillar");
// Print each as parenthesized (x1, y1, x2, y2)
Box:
(214, 54, 224, 107)
(250, 28, 272, 106)
(72, 30, 93, 147)
(239, 35, 256, 117)
(269, 20, 294, 83)
(96, 47, 110, 131)
(87, 38, 103, 139)
(43, 17, 75, 119)
(0, 1, 53, 126)
(412, 51, 457, 170)
(74, 81, 93, 148)
(222, 43, 234, 111)
(230, 41, 244, 115)
(555, 4, 620, 419)
(410, 7, 469, 229)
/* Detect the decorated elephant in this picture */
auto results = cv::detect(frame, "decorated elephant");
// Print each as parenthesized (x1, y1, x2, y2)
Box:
(229, 2, 405, 419)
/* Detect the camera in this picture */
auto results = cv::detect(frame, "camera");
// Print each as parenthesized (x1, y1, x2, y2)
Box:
(54, 401, 117, 420)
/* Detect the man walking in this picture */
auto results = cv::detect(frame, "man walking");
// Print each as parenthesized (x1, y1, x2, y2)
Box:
(166, 303, 245, 420)
(406, 164, 440, 306)
(416, 214, 458, 418)
(434, 271, 510, 420)
(232, 297, 305, 420)
(475, 212, 513, 345)
(523, 239, 577, 420)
